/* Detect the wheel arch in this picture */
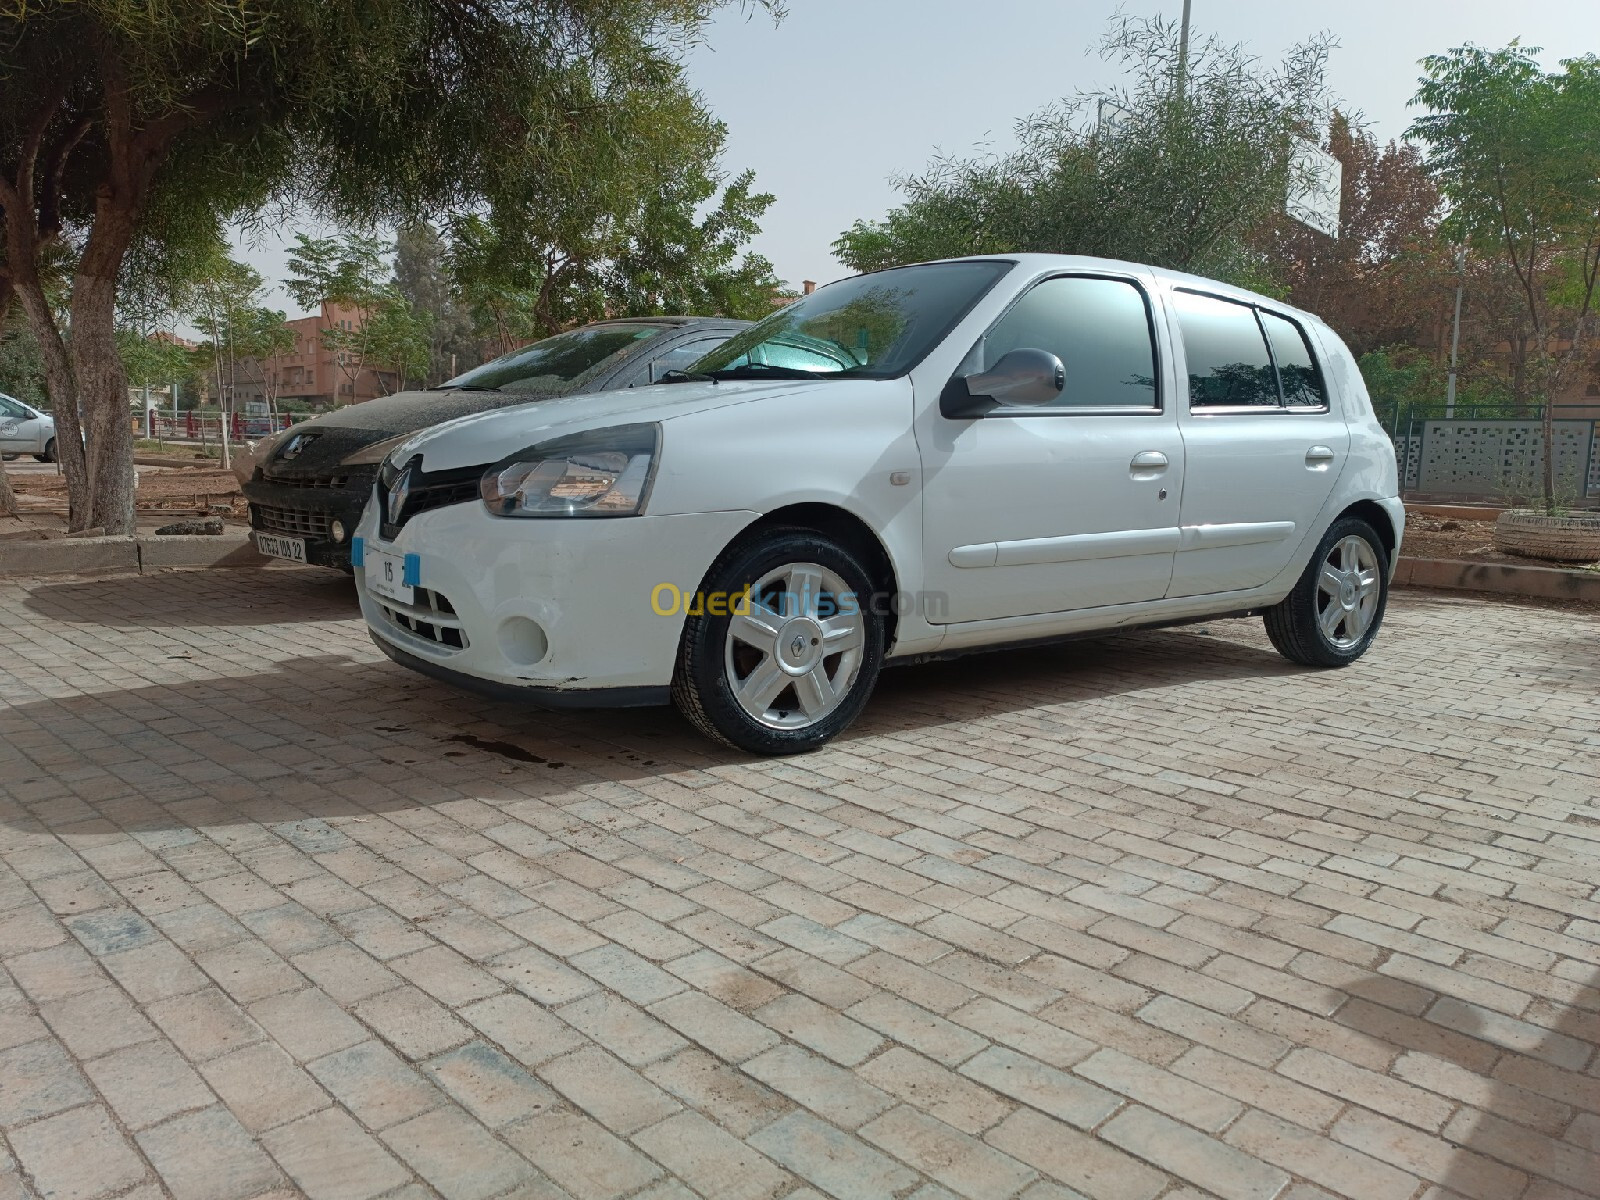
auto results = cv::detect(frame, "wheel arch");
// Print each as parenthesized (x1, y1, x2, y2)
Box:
(1337, 498, 1399, 562)
(718, 502, 905, 650)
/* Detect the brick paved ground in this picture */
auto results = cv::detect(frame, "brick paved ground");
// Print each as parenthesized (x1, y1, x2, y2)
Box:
(1, 566, 1597, 1200)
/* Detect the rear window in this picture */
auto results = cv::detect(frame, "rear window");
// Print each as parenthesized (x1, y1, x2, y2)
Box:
(1173, 291, 1329, 411)
(445, 324, 666, 395)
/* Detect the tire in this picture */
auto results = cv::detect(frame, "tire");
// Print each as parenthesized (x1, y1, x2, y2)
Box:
(1, 453, 15, 462)
(1264, 516, 1390, 667)
(672, 528, 886, 754)
(36, 439, 55, 463)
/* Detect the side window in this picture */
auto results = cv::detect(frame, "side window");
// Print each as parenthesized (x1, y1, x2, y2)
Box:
(979, 276, 1158, 409)
(1172, 291, 1278, 409)
(1259, 311, 1328, 408)
(648, 337, 730, 380)
(0, 396, 26, 419)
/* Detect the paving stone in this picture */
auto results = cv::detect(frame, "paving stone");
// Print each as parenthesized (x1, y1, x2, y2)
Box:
(308, 1040, 442, 1130)
(356, 985, 472, 1060)
(539, 1045, 679, 1134)
(86, 1038, 217, 1130)
(632, 1111, 791, 1200)
(381, 1106, 537, 1200)
(1100, 1105, 1289, 1200)
(858, 1047, 1014, 1134)
(0, 1038, 95, 1124)
(644, 1048, 793, 1138)
(38, 984, 158, 1058)
(961, 1045, 1123, 1130)
(504, 1109, 662, 1199)
(749, 1110, 920, 1199)
(742, 1043, 895, 1128)
(8, 1103, 147, 1200)
(752, 993, 882, 1066)
(200, 1040, 331, 1132)
(457, 992, 587, 1066)
(146, 985, 263, 1061)
(137, 1105, 286, 1200)
(425, 1041, 559, 1128)
(262, 1107, 412, 1200)
(249, 987, 369, 1062)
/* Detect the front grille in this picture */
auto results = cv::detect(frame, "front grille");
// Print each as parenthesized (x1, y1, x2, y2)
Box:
(252, 504, 332, 539)
(377, 457, 483, 540)
(378, 587, 469, 652)
(260, 470, 353, 489)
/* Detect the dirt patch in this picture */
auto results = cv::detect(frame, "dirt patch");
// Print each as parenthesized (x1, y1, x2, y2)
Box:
(1404, 510, 1600, 570)
(3, 462, 247, 536)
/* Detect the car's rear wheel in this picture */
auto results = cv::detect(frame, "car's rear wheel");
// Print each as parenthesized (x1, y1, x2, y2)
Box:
(1264, 516, 1389, 667)
(672, 529, 885, 754)
(36, 438, 56, 463)
(1, 453, 16, 462)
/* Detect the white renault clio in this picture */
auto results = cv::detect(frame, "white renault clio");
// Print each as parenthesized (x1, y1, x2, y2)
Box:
(356, 255, 1402, 754)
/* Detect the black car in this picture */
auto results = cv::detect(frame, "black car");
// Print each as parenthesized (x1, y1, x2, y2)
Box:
(242, 316, 749, 570)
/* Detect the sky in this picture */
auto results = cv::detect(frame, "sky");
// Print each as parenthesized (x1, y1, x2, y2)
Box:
(231, 0, 1600, 317)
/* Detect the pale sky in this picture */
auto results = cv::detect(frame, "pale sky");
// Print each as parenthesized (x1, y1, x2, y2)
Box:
(231, 0, 1600, 318)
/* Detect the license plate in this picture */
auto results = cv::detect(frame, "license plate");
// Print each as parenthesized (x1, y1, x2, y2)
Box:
(366, 545, 415, 605)
(255, 533, 307, 563)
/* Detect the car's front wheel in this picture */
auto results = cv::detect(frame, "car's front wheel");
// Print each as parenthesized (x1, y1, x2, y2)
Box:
(672, 529, 885, 754)
(1264, 516, 1390, 667)
(36, 438, 55, 463)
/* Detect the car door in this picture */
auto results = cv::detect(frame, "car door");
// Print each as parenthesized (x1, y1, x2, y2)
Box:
(1164, 289, 1350, 598)
(0, 395, 40, 454)
(917, 272, 1185, 624)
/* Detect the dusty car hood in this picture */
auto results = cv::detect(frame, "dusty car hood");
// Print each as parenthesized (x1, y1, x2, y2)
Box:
(290, 388, 561, 439)
(391, 379, 827, 472)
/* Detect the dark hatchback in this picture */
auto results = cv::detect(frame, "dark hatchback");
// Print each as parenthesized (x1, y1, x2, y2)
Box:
(241, 316, 749, 570)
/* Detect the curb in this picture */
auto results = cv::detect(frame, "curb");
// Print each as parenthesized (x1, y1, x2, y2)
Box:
(0, 532, 266, 577)
(1394, 556, 1600, 602)
(1408, 503, 1504, 522)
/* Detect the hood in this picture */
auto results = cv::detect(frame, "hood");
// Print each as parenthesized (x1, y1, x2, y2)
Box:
(391, 379, 829, 472)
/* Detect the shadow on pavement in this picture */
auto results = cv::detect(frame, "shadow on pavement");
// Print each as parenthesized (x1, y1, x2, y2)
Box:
(22, 566, 358, 627)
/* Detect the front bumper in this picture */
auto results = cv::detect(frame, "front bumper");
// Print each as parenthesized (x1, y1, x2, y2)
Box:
(243, 469, 376, 570)
(356, 498, 758, 701)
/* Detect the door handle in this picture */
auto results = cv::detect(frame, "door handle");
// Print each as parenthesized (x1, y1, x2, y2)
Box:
(1305, 446, 1336, 469)
(1130, 450, 1169, 474)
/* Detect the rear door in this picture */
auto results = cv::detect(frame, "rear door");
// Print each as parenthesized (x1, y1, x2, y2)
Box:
(1164, 290, 1349, 598)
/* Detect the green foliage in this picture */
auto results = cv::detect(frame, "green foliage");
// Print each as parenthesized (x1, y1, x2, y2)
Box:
(287, 232, 428, 397)
(1408, 43, 1600, 510)
(394, 222, 479, 386)
(1358, 346, 1513, 431)
(117, 331, 194, 391)
(0, 309, 46, 406)
(835, 14, 1334, 285)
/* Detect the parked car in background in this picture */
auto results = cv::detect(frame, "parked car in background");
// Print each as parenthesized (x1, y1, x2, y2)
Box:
(240, 316, 749, 569)
(354, 255, 1403, 754)
(0, 394, 56, 462)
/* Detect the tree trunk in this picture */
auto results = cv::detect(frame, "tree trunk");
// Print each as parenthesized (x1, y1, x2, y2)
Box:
(9, 275, 92, 529)
(0, 459, 16, 517)
(67, 235, 139, 536)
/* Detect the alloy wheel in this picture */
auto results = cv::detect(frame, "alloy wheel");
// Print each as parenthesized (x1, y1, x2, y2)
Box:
(723, 561, 866, 730)
(1316, 534, 1381, 649)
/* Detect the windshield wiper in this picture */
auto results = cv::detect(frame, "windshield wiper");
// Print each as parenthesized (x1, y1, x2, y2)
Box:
(658, 369, 717, 385)
(430, 384, 501, 392)
(708, 364, 824, 380)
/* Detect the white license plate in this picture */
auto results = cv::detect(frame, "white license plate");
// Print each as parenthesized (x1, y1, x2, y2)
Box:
(255, 533, 307, 563)
(365, 545, 414, 605)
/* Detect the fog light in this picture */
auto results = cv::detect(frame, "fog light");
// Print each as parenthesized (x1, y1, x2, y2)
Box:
(497, 616, 548, 666)
(330, 519, 346, 543)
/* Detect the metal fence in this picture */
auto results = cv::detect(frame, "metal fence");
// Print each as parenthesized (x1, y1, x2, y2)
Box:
(148, 412, 310, 442)
(1391, 411, 1600, 501)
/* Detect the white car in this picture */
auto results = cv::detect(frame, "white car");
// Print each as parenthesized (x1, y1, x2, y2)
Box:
(0, 394, 57, 462)
(356, 255, 1403, 754)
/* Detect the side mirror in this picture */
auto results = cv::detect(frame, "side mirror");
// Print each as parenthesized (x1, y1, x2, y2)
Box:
(940, 348, 1065, 418)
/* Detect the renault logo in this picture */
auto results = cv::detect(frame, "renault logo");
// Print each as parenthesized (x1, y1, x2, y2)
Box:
(386, 466, 412, 525)
(280, 432, 314, 460)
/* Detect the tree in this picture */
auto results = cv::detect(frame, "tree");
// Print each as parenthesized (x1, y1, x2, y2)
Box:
(286, 233, 427, 402)
(835, 14, 1334, 285)
(394, 222, 478, 387)
(446, 85, 780, 350)
(0, 0, 776, 533)
(1409, 43, 1600, 511)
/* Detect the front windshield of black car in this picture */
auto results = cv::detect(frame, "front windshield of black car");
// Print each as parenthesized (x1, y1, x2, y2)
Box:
(442, 323, 666, 394)
(689, 261, 1013, 380)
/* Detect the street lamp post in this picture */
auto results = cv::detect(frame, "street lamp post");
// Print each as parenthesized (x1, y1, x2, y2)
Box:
(1446, 246, 1465, 419)
(1176, 0, 1193, 100)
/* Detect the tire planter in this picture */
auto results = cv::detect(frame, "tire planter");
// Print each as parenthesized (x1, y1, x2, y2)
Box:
(1493, 509, 1600, 564)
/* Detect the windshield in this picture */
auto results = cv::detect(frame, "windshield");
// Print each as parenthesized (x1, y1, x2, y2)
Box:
(442, 323, 668, 394)
(690, 261, 1012, 381)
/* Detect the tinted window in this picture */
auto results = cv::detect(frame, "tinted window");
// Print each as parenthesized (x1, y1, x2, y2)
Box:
(0, 396, 27, 419)
(1173, 292, 1278, 408)
(694, 261, 1011, 379)
(445, 324, 667, 395)
(980, 276, 1157, 408)
(1260, 311, 1327, 408)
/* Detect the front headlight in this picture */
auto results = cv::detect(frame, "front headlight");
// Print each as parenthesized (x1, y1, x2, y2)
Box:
(480, 423, 660, 518)
(341, 433, 410, 467)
